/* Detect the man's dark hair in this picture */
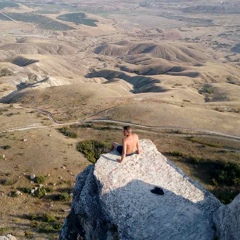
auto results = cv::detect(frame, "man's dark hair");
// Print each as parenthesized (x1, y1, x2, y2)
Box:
(123, 126, 131, 132)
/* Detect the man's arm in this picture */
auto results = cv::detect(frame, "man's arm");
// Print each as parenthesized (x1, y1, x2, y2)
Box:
(136, 135, 142, 154)
(117, 139, 127, 163)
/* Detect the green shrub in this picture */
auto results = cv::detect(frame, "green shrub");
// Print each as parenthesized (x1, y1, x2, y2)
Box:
(48, 192, 71, 202)
(20, 186, 52, 197)
(1, 145, 11, 150)
(34, 175, 47, 184)
(167, 151, 185, 157)
(29, 213, 62, 233)
(199, 84, 215, 94)
(38, 222, 62, 233)
(185, 137, 222, 148)
(45, 215, 57, 223)
(24, 230, 34, 238)
(35, 187, 47, 198)
(0, 227, 10, 235)
(211, 189, 238, 204)
(30, 220, 39, 228)
(210, 161, 240, 186)
(186, 155, 203, 164)
(30, 213, 56, 222)
(79, 123, 92, 128)
(169, 151, 240, 188)
(59, 127, 77, 138)
(211, 178, 218, 187)
(76, 140, 108, 163)
(21, 187, 32, 194)
(58, 192, 71, 202)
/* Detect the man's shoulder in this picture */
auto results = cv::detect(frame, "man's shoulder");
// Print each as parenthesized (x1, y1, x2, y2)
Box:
(133, 133, 139, 138)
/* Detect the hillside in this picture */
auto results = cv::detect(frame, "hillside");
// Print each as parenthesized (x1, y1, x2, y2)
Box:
(0, 0, 240, 238)
(94, 41, 212, 63)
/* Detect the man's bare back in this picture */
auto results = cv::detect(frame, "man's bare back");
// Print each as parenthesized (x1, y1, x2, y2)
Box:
(123, 133, 140, 155)
(110, 126, 142, 163)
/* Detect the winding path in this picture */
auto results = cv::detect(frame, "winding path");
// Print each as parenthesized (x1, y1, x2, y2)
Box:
(2, 108, 240, 142)
(0, 12, 17, 22)
(85, 118, 240, 140)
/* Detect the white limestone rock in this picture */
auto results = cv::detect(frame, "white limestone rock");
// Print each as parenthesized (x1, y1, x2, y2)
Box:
(213, 193, 240, 240)
(0, 234, 17, 240)
(60, 139, 221, 240)
(30, 174, 35, 180)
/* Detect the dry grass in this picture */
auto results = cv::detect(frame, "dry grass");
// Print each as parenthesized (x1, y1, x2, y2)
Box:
(0, 110, 89, 238)
(0, 0, 240, 238)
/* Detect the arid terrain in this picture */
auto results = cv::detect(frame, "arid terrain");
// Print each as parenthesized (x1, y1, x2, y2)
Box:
(0, 0, 240, 239)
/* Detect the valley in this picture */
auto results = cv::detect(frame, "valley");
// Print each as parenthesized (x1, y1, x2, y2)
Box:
(0, 0, 240, 239)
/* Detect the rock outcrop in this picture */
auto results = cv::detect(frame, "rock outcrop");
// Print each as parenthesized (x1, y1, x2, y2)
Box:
(213, 194, 240, 240)
(59, 139, 238, 240)
(0, 235, 17, 240)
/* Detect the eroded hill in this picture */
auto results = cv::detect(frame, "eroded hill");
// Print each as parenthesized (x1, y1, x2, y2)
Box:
(0, 1, 240, 238)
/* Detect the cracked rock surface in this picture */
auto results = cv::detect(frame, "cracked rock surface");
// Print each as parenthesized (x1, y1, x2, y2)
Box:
(214, 193, 240, 240)
(60, 139, 236, 240)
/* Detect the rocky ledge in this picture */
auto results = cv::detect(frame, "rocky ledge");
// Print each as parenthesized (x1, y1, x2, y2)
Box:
(0, 235, 17, 240)
(59, 139, 240, 240)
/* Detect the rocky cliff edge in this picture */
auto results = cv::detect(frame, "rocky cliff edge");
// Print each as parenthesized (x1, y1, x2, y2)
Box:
(59, 139, 240, 240)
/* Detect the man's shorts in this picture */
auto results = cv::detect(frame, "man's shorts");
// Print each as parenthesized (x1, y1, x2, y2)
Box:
(116, 145, 123, 155)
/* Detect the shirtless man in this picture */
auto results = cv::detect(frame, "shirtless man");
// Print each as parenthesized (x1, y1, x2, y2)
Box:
(110, 126, 142, 163)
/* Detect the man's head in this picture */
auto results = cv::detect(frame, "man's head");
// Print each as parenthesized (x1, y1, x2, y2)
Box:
(123, 126, 132, 136)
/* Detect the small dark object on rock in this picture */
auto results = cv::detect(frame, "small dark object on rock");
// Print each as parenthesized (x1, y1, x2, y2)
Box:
(151, 187, 164, 195)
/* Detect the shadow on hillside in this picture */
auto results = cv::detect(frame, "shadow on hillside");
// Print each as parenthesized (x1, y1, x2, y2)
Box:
(16, 77, 49, 91)
(12, 56, 39, 67)
(85, 69, 166, 93)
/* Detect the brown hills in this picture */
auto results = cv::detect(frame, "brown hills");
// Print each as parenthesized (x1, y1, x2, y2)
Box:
(0, 36, 239, 135)
(94, 41, 212, 63)
(0, 1, 240, 239)
(0, 42, 77, 55)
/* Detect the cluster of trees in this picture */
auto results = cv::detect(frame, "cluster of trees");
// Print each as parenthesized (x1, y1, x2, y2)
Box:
(57, 12, 98, 27)
(6, 12, 75, 31)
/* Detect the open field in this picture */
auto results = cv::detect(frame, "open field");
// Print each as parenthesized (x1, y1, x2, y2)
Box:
(0, 0, 240, 238)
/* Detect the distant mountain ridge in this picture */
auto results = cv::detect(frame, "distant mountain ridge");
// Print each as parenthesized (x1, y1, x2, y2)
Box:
(183, 5, 240, 14)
